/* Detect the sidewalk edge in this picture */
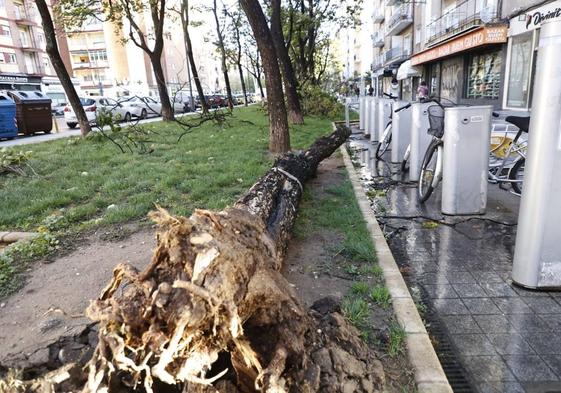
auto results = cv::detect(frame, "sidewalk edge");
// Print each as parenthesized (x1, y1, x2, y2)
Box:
(340, 143, 453, 393)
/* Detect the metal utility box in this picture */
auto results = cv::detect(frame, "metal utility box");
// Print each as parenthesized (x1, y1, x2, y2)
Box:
(410, 102, 433, 181)
(0, 93, 17, 139)
(377, 99, 391, 142)
(359, 96, 365, 130)
(391, 101, 412, 163)
(369, 97, 379, 143)
(512, 20, 561, 289)
(441, 105, 493, 215)
(7, 90, 52, 135)
(364, 97, 372, 136)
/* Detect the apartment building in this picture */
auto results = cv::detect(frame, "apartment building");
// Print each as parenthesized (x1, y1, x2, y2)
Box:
(0, 0, 56, 91)
(371, 0, 414, 97)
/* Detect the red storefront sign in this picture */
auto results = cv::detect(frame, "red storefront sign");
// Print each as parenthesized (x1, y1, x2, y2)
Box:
(411, 25, 508, 66)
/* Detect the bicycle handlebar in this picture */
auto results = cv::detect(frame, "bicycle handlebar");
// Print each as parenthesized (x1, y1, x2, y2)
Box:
(383, 92, 398, 99)
(395, 103, 412, 113)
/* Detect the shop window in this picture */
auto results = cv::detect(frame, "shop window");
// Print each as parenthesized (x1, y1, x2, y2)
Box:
(466, 50, 502, 100)
(506, 32, 533, 108)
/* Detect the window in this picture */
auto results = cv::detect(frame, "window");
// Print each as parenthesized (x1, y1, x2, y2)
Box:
(0, 52, 16, 64)
(506, 32, 533, 108)
(0, 24, 10, 37)
(89, 50, 107, 62)
(465, 50, 502, 100)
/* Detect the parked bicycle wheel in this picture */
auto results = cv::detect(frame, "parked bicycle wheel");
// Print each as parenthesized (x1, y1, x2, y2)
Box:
(509, 158, 525, 194)
(375, 123, 392, 159)
(418, 139, 442, 202)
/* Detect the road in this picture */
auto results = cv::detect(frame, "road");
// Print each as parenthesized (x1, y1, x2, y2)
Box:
(0, 110, 201, 148)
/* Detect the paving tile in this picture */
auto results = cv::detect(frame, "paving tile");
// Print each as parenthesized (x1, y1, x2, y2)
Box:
(482, 282, 518, 297)
(472, 271, 505, 284)
(451, 334, 497, 356)
(432, 298, 470, 315)
(494, 298, 534, 314)
(543, 355, 561, 377)
(441, 315, 482, 334)
(416, 272, 449, 285)
(475, 315, 517, 334)
(522, 297, 561, 314)
(506, 314, 552, 336)
(464, 298, 502, 315)
(543, 314, 561, 331)
(486, 334, 535, 355)
(453, 283, 488, 298)
(503, 355, 559, 382)
(524, 333, 561, 355)
(462, 355, 516, 382)
(476, 381, 525, 393)
(512, 285, 552, 297)
(423, 284, 458, 299)
(523, 381, 561, 393)
(445, 270, 476, 284)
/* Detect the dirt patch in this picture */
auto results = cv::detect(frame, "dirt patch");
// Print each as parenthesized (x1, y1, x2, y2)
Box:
(283, 153, 415, 392)
(0, 229, 155, 366)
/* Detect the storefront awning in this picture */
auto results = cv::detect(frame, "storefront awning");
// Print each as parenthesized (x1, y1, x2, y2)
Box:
(411, 25, 508, 66)
(396, 60, 421, 80)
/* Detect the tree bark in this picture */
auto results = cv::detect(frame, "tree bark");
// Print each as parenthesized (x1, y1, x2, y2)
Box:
(239, 0, 290, 154)
(212, 0, 234, 111)
(36, 0, 91, 137)
(270, 0, 304, 125)
(180, 0, 209, 114)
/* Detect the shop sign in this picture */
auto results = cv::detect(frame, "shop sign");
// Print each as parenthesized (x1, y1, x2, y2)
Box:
(411, 26, 507, 66)
(0, 75, 28, 83)
(510, 0, 561, 36)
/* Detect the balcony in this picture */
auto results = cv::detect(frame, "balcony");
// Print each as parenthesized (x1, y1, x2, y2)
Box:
(13, 7, 36, 25)
(372, 55, 385, 71)
(384, 46, 410, 65)
(385, 0, 400, 6)
(72, 60, 109, 69)
(373, 10, 385, 23)
(385, 4, 413, 36)
(426, 0, 499, 46)
(373, 31, 384, 47)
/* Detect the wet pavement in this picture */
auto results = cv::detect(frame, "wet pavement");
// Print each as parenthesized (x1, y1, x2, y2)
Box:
(348, 128, 561, 393)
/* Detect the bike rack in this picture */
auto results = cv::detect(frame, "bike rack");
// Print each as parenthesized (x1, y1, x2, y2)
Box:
(369, 97, 379, 143)
(359, 96, 366, 130)
(377, 99, 392, 142)
(410, 102, 433, 181)
(441, 105, 493, 215)
(391, 100, 412, 163)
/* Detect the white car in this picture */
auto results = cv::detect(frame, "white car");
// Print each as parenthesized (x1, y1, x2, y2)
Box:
(118, 96, 162, 119)
(63, 97, 129, 129)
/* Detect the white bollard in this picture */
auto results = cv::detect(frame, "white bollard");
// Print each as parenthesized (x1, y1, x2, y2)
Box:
(391, 101, 412, 163)
(409, 102, 433, 181)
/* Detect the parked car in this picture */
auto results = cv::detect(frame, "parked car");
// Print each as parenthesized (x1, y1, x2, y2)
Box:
(118, 96, 162, 119)
(51, 102, 66, 117)
(63, 97, 132, 129)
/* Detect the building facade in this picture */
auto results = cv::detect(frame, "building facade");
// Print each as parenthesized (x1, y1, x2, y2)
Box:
(0, 0, 55, 91)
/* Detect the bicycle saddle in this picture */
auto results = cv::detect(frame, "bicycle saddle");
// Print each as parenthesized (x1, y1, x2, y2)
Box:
(505, 116, 530, 133)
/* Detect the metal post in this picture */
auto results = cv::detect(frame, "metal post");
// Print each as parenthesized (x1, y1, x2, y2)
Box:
(512, 19, 561, 289)
(345, 97, 350, 128)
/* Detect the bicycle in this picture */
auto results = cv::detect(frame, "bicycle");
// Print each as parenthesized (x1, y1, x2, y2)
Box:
(488, 115, 529, 195)
(417, 98, 451, 203)
(375, 93, 411, 159)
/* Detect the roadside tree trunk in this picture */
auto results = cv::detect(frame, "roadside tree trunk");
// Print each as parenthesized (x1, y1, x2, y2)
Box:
(270, 0, 304, 125)
(213, 0, 234, 111)
(180, 0, 209, 114)
(122, 0, 174, 121)
(239, 0, 290, 154)
(36, 0, 91, 136)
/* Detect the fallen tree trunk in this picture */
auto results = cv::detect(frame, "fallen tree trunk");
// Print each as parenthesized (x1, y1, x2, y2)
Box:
(8, 125, 386, 392)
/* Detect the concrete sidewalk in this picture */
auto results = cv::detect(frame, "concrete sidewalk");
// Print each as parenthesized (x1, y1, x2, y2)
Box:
(348, 128, 561, 393)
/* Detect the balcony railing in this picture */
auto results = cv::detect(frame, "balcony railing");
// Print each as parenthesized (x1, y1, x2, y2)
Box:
(72, 60, 109, 69)
(385, 4, 413, 36)
(384, 46, 410, 64)
(426, 0, 499, 46)
(385, 0, 400, 6)
(373, 10, 385, 23)
(372, 55, 385, 70)
(373, 31, 384, 47)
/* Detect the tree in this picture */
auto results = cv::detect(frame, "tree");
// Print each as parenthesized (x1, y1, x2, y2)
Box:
(36, 0, 91, 137)
(211, 0, 234, 111)
(270, 0, 304, 124)
(56, 0, 175, 121)
(240, 0, 290, 154)
(179, 0, 209, 114)
(225, 7, 249, 106)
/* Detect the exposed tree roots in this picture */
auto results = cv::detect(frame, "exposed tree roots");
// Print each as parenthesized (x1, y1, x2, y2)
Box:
(1, 125, 386, 393)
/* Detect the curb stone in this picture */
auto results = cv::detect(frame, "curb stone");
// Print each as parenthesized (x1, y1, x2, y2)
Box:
(339, 142, 453, 393)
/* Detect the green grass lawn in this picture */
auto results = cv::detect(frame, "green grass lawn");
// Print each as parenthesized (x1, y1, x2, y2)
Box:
(0, 106, 337, 296)
(0, 106, 334, 233)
